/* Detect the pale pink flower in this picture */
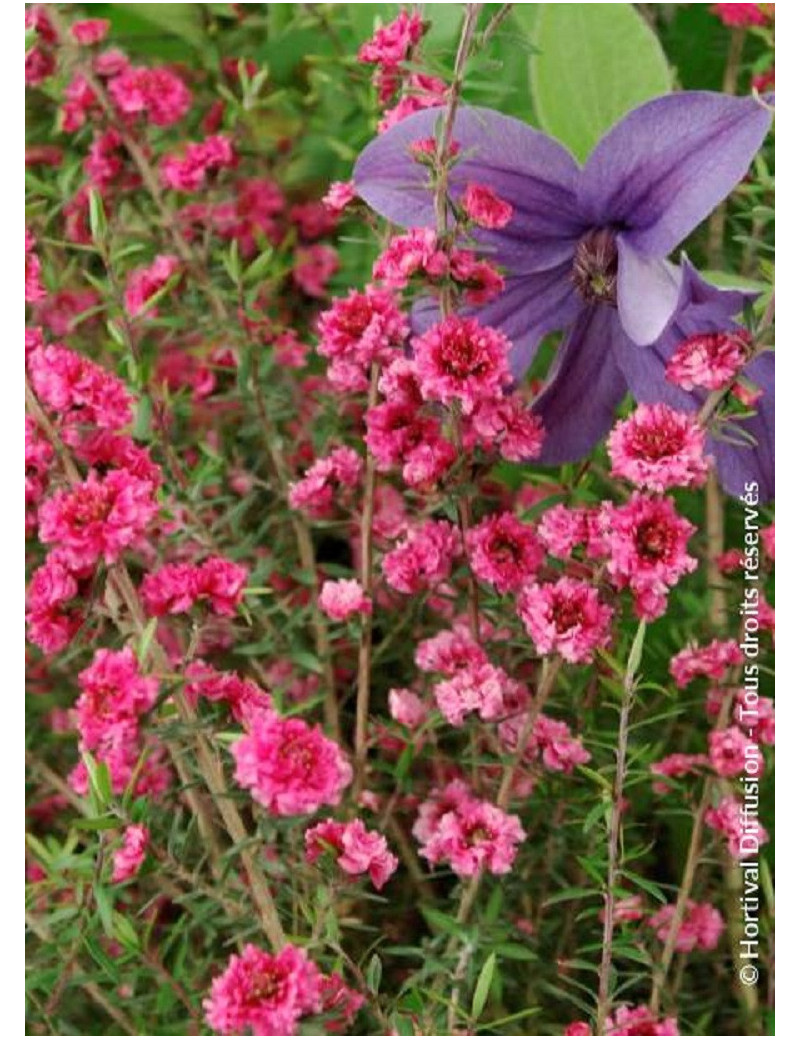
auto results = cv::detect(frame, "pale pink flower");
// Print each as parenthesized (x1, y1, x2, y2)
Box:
(608, 404, 709, 491)
(318, 578, 372, 621)
(648, 900, 725, 952)
(705, 795, 769, 859)
(420, 798, 525, 878)
(305, 818, 399, 889)
(388, 688, 426, 728)
(665, 330, 750, 391)
(434, 662, 515, 727)
(517, 577, 613, 663)
(468, 395, 545, 461)
(650, 752, 708, 794)
(232, 711, 352, 816)
(204, 943, 322, 1036)
(670, 639, 744, 688)
(111, 824, 149, 883)
(185, 661, 272, 723)
(322, 180, 357, 213)
(499, 711, 590, 774)
(414, 628, 487, 675)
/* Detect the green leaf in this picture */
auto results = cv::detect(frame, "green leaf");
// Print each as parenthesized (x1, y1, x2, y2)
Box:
(529, 4, 672, 162)
(365, 953, 382, 994)
(114, 4, 208, 50)
(471, 951, 496, 1020)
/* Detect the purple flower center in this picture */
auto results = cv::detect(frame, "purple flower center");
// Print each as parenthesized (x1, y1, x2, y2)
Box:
(571, 228, 618, 304)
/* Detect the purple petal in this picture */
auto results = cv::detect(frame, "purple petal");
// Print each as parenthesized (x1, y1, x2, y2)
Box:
(713, 353, 775, 501)
(579, 92, 773, 257)
(354, 106, 586, 274)
(411, 265, 581, 380)
(616, 237, 681, 345)
(533, 305, 628, 462)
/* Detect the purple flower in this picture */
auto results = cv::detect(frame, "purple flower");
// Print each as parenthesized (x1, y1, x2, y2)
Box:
(354, 93, 774, 497)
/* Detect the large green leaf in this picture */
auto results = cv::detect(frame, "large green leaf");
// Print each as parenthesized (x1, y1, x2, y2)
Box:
(529, 4, 672, 163)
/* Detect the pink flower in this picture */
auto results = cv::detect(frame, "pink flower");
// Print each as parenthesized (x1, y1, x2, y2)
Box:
(669, 639, 744, 688)
(420, 796, 525, 878)
(729, 690, 775, 745)
(318, 578, 372, 621)
(39, 469, 158, 568)
(25, 229, 46, 302)
(388, 688, 426, 728)
(466, 512, 543, 594)
(462, 183, 514, 229)
(537, 504, 597, 559)
(26, 553, 82, 654)
(448, 250, 506, 305)
(28, 343, 133, 430)
(293, 244, 339, 298)
(290, 201, 338, 241)
(204, 943, 322, 1036)
(288, 446, 362, 518)
(762, 522, 775, 560)
(564, 1024, 592, 1036)
(232, 711, 352, 815)
(140, 557, 248, 617)
(305, 818, 398, 889)
(517, 577, 613, 663)
(322, 180, 356, 213)
(357, 10, 425, 68)
(160, 135, 237, 192)
(382, 519, 460, 594)
(111, 824, 149, 883)
(705, 795, 769, 859)
(600, 895, 646, 925)
(378, 75, 447, 133)
(468, 396, 545, 461)
(606, 1005, 679, 1035)
(434, 662, 516, 727)
(665, 330, 751, 391)
(607, 404, 709, 491)
(109, 66, 192, 127)
(365, 399, 456, 489)
(500, 712, 591, 774)
(318, 287, 407, 367)
(711, 4, 772, 28)
(76, 647, 158, 751)
(648, 900, 725, 953)
(415, 627, 487, 675)
(413, 779, 475, 844)
(124, 254, 181, 316)
(413, 315, 512, 414)
(373, 227, 450, 289)
(709, 726, 763, 778)
(600, 494, 697, 620)
(650, 752, 708, 794)
(70, 19, 110, 45)
(186, 661, 271, 722)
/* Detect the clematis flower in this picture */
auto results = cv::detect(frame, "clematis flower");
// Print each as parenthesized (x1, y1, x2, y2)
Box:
(354, 94, 774, 496)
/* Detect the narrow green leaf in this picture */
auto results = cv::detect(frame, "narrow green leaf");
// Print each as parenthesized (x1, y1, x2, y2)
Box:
(471, 951, 496, 1020)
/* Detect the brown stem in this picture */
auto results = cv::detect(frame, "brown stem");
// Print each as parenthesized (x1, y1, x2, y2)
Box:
(706, 28, 746, 267)
(354, 363, 381, 798)
(596, 626, 644, 1034)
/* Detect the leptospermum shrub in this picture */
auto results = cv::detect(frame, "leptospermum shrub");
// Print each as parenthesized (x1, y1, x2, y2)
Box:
(25, 4, 775, 1036)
